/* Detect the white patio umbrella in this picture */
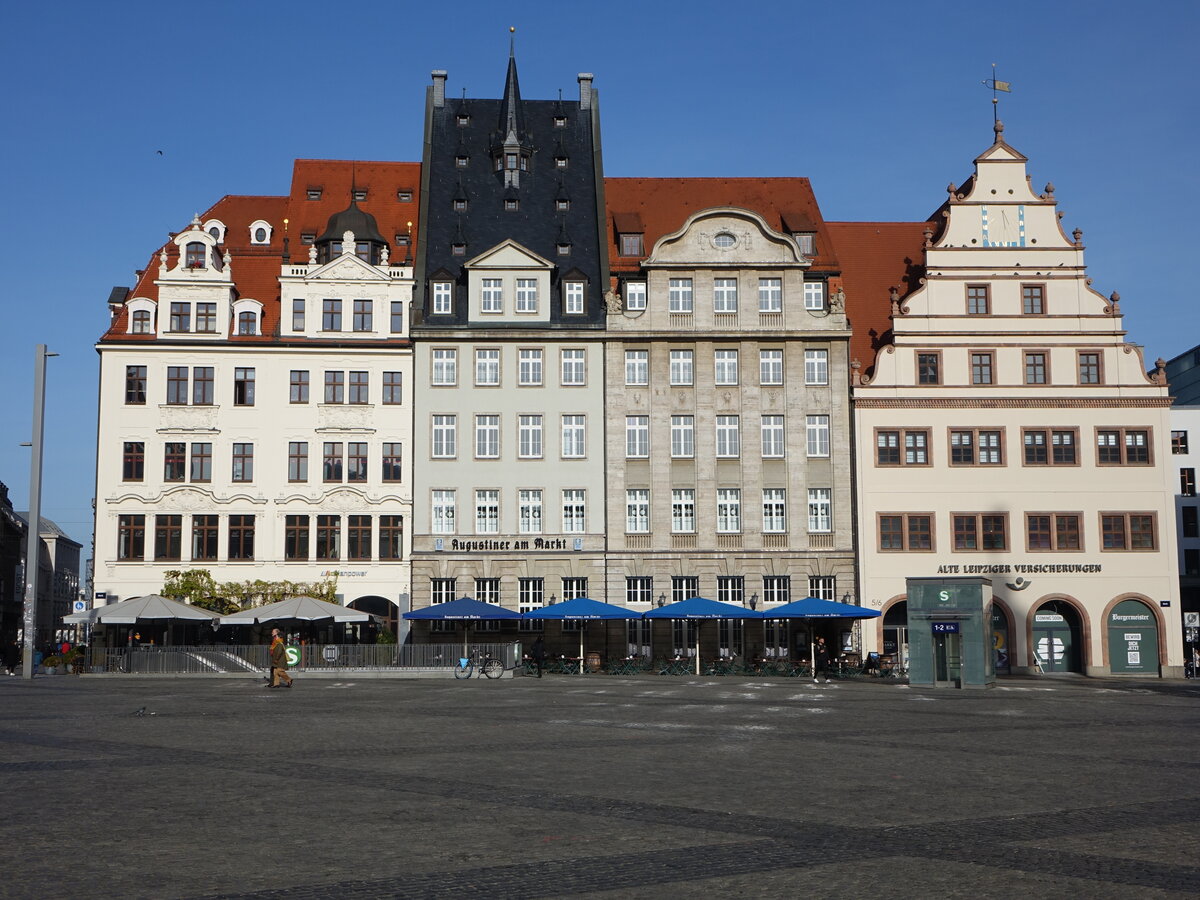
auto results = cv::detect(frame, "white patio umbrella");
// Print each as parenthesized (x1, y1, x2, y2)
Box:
(64, 594, 217, 624)
(219, 595, 370, 624)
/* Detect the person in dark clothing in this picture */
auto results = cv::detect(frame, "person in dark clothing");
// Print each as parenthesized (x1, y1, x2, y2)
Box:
(813, 636, 831, 684)
(530, 636, 547, 678)
(268, 628, 293, 688)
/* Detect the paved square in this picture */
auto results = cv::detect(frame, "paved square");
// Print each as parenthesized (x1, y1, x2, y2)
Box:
(1, 673, 1198, 898)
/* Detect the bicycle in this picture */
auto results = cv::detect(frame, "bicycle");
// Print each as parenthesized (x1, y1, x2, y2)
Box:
(453, 648, 505, 679)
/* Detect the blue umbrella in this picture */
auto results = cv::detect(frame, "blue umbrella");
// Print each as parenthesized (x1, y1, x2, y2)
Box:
(762, 597, 880, 675)
(403, 596, 521, 656)
(644, 597, 762, 674)
(523, 597, 642, 673)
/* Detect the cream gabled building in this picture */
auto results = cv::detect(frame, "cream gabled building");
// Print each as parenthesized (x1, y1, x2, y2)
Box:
(849, 123, 1183, 677)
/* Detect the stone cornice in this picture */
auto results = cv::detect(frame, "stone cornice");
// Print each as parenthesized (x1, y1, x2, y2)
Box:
(853, 396, 1173, 409)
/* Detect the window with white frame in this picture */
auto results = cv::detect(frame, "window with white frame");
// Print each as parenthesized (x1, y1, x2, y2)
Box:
(562, 490, 586, 533)
(715, 350, 739, 385)
(671, 489, 696, 533)
(671, 416, 694, 458)
(627, 577, 653, 606)
(804, 350, 829, 385)
(670, 350, 694, 385)
(625, 350, 648, 385)
(475, 415, 499, 458)
(475, 490, 499, 534)
(430, 577, 457, 604)
(431, 490, 456, 534)
(717, 575, 744, 606)
(625, 282, 647, 311)
(564, 281, 585, 314)
(717, 489, 741, 533)
(518, 349, 542, 386)
(518, 415, 543, 458)
(432, 349, 457, 385)
(762, 415, 785, 458)
(672, 576, 700, 605)
(716, 416, 741, 458)
(515, 278, 538, 313)
(804, 281, 825, 310)
(713, 278, 738, 313)
(808, 488, 832, 533)
(760, 350, 784, 384)
(626, 416, 649, 457)
(433, 281, 453, 314)
(808, 575, 836, 601)
(561, 349, 585, 385)
(763, 575, 791, 605)
(626, 489, 650, 532)
(763, 488, 787, 532)
(806, 415, 830, 457)
(475, 348, 500, 386)
(432, 415, 457, 458)
(758, 277, 782, 312)
(668, 278, 693, 313)
(519, 490, 542, 534)
(518, 577, 544, 632)
(561, 415, 586, 458)
(481, 278, 503, 313)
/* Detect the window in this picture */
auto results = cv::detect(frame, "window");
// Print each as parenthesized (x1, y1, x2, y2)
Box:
(668, 350, 694, 386)
(561, 415, 586, 458)
(197, 304, 217, 333)
(452, 242, 466, 256)
(233, 368, 255, 406)
(620, 234, 644, 257)
(431, 491, 455, 534)
(876, 429, 929, 466)
(475, 415, 499, 458)
(717, 575, 744, 607)
(808, 488, 832, 533)
(716, 416, 741, 458)
(189, 443, 212, 482)
(287, 298, 305, 333)
(379, 515, 403, 560)
(713, 278, 738, 313)
(228, 515, 255, 560)
(917, 352, 941, 385)
(432, 349, 457, 386)
(625, 282, 646, 310)
(1026, 514, 1082, 551)
(352, 299, 373, 332)
(1184, 506, 1199, 539)
(804, 350, 829, 385)
(519, 490, 542, 534)
(322, 299, 342, 331)
(518, 578, 545, 631)
(348, 371, 369, 405)
(519, 415, 543, 458)
(475, 490, 499, 534)
(456, 155, 469, 168)
(1078, 352, 1102, 385)
(1101, 513, 1157, 550)
(475, 349, 500, 386)
(1182, 468, 1196, 497)
(562, 490, 586, 533)
(192, 515, 218, 561)
(717, 489, 741, 533)
(557, 241, 571, 256)
(166, 367, 188, 405)
(671, 576, 699, 605)
(665, 416, 692, 459)
(169, 302, 190, 333)
(122, 442, 144, 481)
(1022, 429, 1077, 465)
(808, 576, 835, 602)
(382, 443, 403, 482)
(1023, 284, 1045, 315)
(556, 199, 570, 212)
(803, 281, 825, 311)
(516, 279, 538, 313)
(627, 576, 654, 606)
(322, 443, 343, 482)
(763, 575, 791, 605)
(966, 284, 990, 315)
(953, 513, 1008, 551)
(561, 349, 585, 385)
(671, 489, 695, 533)
(432, 282, 453, 315)
(564, 281, 584, 315)
(519, 349, 542, 386)
(382, 372, 402, 405)
(760, 350, 783, 385)
(432, 415, 457, 458)
(131, 309, 152, 333)
(154, 515, 182, 561)
(324, 371, 345, 404)
(123, 366, 148, 405)
(316, 515, 339, 560)
(625, 350, 648, 385)
(285, 515, 310, 560)
(288, 442, 308, 482)
(1024, 352, 1048, 385)
(626, 416, 649, 458)
(1186, 548, 1200, 576)
(164, 442, 185, 482)
(806, 416, 830, 457)
(668, 278, 693, 313)
(758, 278, 782, 313)
(390, 301, 405, 333)
(1097, 428, 1151, 465)
(347, 443, 367, 482)
(481, 278, 503, 313)
(118, 514, 145, 560)
(762, 488, 787, 532)
(1173, 431, 1189, 454)
(237, 311, 256, 335)
(971, 352, 994, 385)
(949, 429, 1003, 465)
(626, 489, 650, 533)
(714, 350, 738, 385)
(231, 443, 253, 482)
(430, 577, 457, 609)
(879, 514, 933, 551)
(192, 367, 214, 405)
(290, 370, 309, 404)
(347, 515, 371, 561)
(761, 415, 785, 458)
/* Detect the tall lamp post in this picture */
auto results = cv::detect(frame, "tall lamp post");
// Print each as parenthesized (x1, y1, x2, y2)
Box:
(21, 345, 56, 680)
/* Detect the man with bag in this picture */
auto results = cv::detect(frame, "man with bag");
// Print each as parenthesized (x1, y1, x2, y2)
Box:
(268, 628, 293, 689)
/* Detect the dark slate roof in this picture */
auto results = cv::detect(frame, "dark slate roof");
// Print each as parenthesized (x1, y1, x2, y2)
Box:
(417, 58, 605, 329)
(317, 199, 387, 246)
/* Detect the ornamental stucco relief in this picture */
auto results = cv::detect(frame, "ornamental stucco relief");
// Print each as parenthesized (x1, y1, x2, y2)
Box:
(156, 405, 219, 431)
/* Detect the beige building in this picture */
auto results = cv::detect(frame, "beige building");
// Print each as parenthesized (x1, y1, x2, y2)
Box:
(847, 123, 1183, 677)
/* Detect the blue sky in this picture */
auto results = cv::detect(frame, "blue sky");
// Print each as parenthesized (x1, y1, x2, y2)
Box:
(2, 0, 1196, 571)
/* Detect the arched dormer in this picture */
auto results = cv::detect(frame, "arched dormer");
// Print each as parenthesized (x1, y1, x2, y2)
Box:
(125, 297, 156, 334)
(249, 220, 273, 245)
(203, 219, 227, 244)
(167, 216, 225, 274)
(232, 298, 263, 336)
(315, 199, 387, 265)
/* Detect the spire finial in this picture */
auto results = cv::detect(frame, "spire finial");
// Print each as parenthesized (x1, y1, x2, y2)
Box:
(982, 64, 1012, 134)
(509, 26, 515, 57)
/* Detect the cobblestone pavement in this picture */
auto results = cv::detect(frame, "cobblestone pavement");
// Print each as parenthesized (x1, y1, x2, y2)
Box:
(1, 673, 1198, 899)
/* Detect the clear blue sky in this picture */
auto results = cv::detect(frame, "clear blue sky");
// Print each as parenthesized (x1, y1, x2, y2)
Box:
(2, 0, 1196, 574)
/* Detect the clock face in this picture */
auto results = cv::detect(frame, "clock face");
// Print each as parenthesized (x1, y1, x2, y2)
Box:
(981, 205, 1026, 247)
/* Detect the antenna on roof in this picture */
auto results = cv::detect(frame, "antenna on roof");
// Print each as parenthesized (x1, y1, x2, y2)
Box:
(981, 63, 1012, 127)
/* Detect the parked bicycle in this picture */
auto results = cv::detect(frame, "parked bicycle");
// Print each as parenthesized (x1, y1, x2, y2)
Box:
(453, 648, 505, 679)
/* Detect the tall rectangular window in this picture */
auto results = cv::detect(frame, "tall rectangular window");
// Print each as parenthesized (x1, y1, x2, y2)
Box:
(717, 575, 744, 606)
(228, 515, 255, 561)
(1078, 352, 1102, 385)
(519, 490, 542, 534)
(804, 350, 829, 385)
(164, 442, 187, 482)
(671, 489, 696, 533)
(323, 442, 343, 482)
(352, 299, 373, 332)
(288, 442, 308, 482)
(382, 443, 402, 482)
(290, 370, 309, 404)
(806, 415, 830, 457)
(316, 515, 340, 560)
(191, 514, 218, 561)
(231, 443, 254, 482)
(189, 443, 212, 482)
(432, 349, 457, 386)
(324, 371, 345, 403)
(154, 514, 182, 561)
(966, 285, 990, 315)
(379, 515, 403, 560)
(1024, 352, 1047, 385)
(348, 515, 372, 560)
(348, 371, 369, 405)
(519, 349, 542, 386)
(432, 415, 457, 458)
(917, 352, 941, 385)
(515, 278, 538, 313)
(122, 442, 144, 482)
(475, 349, 500, 386)
(626, 490, 650, 533)
(233, 367, 255, 406)
(713, 278, 738, 313)
(760, 350, 783, 385)
(519, 415, 543, 458)
(1184, 506, 1199, 539)
(669, 350, 694, 385)
(432, 282, 453, 315)
(518, 578, 544, 631)
(762, 489, 787, 533)
(431, 491, 455, 534)
(167, 367, 189, 405)
(626, 416, 649, 458)
(475, 490, 499, 534)
(716, 416, 741, 458)
(761, 415, 785, 458)
(758, 277, 782, 312)
(668, 278, 693, 313)
(562, 490, 586, 533)
(803, 282, 825, 310)
(625, 350, 648, 385)
(322, 299, 342, 331)
(285, 515, 310, 561)
(430, 577, 457, 605)
(627, 576, 653, 606)
(118, 515, 145, 560)
(1173, 430, 1190, 454)
(292, 298, 306, 331)
(192, 367, 214, 405)
(346, 442, 367, 482)
(763, 575, 791, 605)
(561, 349, 585, 385)
(475, 415, 500, 458)
(717, 488, 741, 533)
(1023, 284, 1045, 315)
(624, 282, 646, 310)
(1182, 468, 1196, 497)
(481, 278, 503, 313)
(169, 302, 190, 333)
(382, 372, 402, 405)
(672, 576, 699, 605)
(125, 366, 147, 404)
(971, 352, 994, 385)
(807, 488, 832, 533)
(714, 350, 738, 385)
(564, 281, 584, 314)
(561, 415, 586, 458)
(670, 416, 694, 458)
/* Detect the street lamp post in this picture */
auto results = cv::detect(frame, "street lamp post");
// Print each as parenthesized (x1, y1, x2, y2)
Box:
(21, 345, 55, 680)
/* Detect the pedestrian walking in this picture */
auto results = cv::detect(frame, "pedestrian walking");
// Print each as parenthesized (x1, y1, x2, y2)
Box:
(813, 636, 831, 684)
(268, 628, 293, 689)
(531, 635, 547, 678)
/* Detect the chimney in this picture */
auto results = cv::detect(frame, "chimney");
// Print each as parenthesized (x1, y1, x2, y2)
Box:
(577, 73, 594, 110)
(431, 70, 448, 108)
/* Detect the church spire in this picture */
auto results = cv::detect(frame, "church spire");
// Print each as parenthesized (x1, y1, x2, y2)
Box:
(499, 28, 524, 144)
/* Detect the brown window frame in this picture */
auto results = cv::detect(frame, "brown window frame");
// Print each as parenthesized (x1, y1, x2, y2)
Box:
(970, 350, 994, 385)
(382, 372, 403, 405)
(1100, 512, 1157, 551)
(1021, 427, 1079, 466)
(1023, 351, 1048, 385)
(347, 514, 372, 561)
(228, 514, 255, 561)
(966, 284, 990, 315)
(1172, 430, 1189, 454)
(948, 428, 1005, 467)
(322, 442, 344, 483)
(1181, 467, 1196, 498)
(1025, 512, 1083, 552)
(125, 366, 147, 405)
(916, 351, 941, 386)
(164, 442, 186, 482)
(122, 442, 144, 482)
(1096, 427, 1152, 466)
(348, 370, 370, 405)
(231, 443, 254, 483)
(878, 513, 935, 552)
(189, 442, 212, 483)
(284, 515, 310, 561)
(1077, 351, 1103, 385)
(346, 442, 368, 483)
(382, 443, 403, 482)
(118, 514, 145, 560)
(1022, 283, 1046, 315)
(379, 515, 404, 560)
(191, 514, 219, 561)
(316, 514, 340, 561)
(875, 428, 931, 467)
(154, 514, 182, 561)
(951, 512, 1009, 552)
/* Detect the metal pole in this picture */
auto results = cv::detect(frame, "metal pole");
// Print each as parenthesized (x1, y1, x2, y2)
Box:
(21, 345, 52, 680)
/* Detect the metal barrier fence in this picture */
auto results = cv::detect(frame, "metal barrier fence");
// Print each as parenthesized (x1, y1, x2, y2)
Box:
(82, 642, 521, 676)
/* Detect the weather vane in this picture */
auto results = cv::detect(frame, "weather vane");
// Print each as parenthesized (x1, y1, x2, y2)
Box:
(982, 63, 1012, 124)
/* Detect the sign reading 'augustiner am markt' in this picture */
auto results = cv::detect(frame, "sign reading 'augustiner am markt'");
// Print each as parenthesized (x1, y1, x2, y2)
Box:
(935, 562, 1102, 575)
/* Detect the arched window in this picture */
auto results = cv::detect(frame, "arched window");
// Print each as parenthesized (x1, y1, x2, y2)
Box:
(185, 242, 206, 268)
(238, 311, 257, 335)
(131, 310, 152, 333)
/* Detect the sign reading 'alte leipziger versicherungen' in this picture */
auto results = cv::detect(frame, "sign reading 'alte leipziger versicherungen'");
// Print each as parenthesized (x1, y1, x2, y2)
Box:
(935, 562, 1103, 575)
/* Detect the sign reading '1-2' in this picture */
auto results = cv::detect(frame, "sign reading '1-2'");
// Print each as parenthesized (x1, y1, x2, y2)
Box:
(932, 622, 961, 634)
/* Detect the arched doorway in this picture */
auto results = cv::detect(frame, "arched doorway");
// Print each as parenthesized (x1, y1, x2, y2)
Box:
(883, 601, 908, 671)
(348, 595, 398, 641)
(1032, 599, 1083, 673)
(1106, 599, 1160, 675)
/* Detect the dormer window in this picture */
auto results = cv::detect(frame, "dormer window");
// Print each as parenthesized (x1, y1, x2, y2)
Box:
(555, 156, 568, 169)
(455, 155, 469, 167)
(301, 233, 315, 245)
(396, 233, 410, 246)
(505, 199, 519, 211)
(457, 114, 470, 126)
(557, 242, 571, 256)
(619, 234, 644, 257)
(307, 188, 322, 200)
(795, 233, 815, 255)
(352, 189, 367, 202)
(249, 220, 272, 245)
(554, 116, 567, 127)
(506, 153, 518, 170)
(451, 242, 466, 256)
(131, 309, 152, 334)
(185, 242, 206, 268)
(254, 227, 267, 243)
(237, 311, 257, 335)
(208, 227, 220, 241)
(203, 220, 226, 244)
(453, 199, 467, 211)
(397, 190, 413, 202)
(556, 199, 570, 211)
(355, 242, 371, 262)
